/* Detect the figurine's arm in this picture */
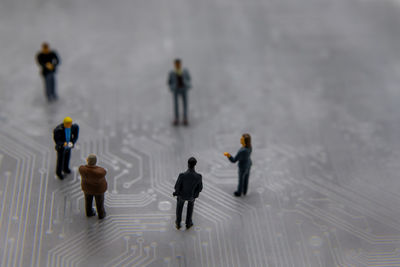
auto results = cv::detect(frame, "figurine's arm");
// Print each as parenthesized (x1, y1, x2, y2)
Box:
(199, 178, 203, 193)
(173, 174, 183, 196)
(53, 52, 60, 66)
(36, 54, 46, 68)
(184, 69, 191, 81)
(184, 69, 192, 88)
(71, 125, 79, 144)
(228, 149, 244, 163)
(194, 176, 203, 198)
(53, 129, 64, 150)
(167, 72, 173, 88)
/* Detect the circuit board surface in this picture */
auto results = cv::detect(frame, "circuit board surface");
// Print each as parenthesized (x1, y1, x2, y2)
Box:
(1, 0, 400, 266)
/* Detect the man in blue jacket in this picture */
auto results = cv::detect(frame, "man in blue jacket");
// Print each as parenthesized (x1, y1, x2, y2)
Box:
(173, 157, 203, 229)
(53, 117, 79, 180)
(167, 59, 192, 126)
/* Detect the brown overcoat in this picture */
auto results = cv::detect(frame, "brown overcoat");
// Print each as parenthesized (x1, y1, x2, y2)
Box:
(79, 165, 108, 195)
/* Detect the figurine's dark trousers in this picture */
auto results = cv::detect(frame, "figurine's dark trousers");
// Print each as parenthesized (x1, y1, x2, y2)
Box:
(44, 72, 57, 101)
(237, 167, 251, 195)
(176, 197, 195, 225)
(173, 89, 188, 120)
(56, 148, 71, 176)
(84, 193, 105, 218)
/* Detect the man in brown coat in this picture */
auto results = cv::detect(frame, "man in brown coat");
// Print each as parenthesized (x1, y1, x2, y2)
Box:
(79, 154, 107, 219)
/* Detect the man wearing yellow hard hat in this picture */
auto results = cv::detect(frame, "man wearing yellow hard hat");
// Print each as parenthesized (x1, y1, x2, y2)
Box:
(53, 117, 79, 179)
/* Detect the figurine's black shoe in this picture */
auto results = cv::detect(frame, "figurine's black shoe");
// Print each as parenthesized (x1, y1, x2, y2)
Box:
(57, 173, 64, 180)
(173, 119, 179, 126)
(98, 212, 106, 220)
(183, 119, 189, 126)
(175, 223, 181, 230)
(234, 191, 241, 197)
(186, 223, 193, 229)
(63, 169, 72, 174)
(87, 210, 96, 217)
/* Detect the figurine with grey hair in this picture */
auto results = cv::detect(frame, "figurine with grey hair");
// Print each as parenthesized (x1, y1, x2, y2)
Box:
(79, 154, 107, 219)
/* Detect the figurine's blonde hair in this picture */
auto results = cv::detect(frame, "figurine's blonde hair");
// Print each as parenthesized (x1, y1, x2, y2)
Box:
(63, 117, 73, 124)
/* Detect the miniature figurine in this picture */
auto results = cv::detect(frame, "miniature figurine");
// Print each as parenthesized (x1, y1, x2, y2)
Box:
(53, 117, 79, 180)
(224, 134, 252, 197)
(167, 59, 192, 126)
(36, 42, 60, 102)
(79, 154, 107, 219)
(173, 157, 203, 229)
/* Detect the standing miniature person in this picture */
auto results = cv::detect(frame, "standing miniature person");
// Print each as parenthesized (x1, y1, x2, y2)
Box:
(173, 157, 203, 229)
(79, 154, 107, 219)
(36, 42, 60, 102)
(167, 59, 192, 126)
(53, 117, 79, 180)
(224, 134, 252, 197)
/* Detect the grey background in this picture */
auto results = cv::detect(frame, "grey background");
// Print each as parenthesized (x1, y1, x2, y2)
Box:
(1, 0, 400, 266)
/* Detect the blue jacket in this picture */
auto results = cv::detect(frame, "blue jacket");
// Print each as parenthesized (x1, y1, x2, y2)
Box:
(53, 123, 79, 151)
(168, 69, 192, 92)
(229, 147, 252, 170)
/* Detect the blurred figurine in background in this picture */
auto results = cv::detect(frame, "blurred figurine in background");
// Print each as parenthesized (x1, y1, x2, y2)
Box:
(167, 59, 192, 126)
(53, 117, 79, 180)
(79, 154, 107, 219)
(36, 42, 60, 102)
(173, 157, 203, 230)
(224, 134, 252, 197)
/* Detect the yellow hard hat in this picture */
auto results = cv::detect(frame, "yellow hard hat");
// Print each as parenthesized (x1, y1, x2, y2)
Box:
(63, 117, 73, 124)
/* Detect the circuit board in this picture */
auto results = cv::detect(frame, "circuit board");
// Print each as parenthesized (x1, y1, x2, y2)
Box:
(2, 0, 400, 266)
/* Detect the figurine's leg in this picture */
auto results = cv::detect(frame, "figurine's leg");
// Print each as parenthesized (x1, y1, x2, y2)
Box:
(44, 74, 52, 101)
(186, 199, 195, 226)
(173, 92, 179, 121)
(243, 168, 250, 195)
(84, 194, 95, 216)
(56, 149, 64, 177)
(95, 194, 106, 219)
(63, 149, 71, 172)
(176, 198, 184, 225)
(51, 73, 57, 99)
(182, 90, 188, 121)
(236, 169, 245, 195)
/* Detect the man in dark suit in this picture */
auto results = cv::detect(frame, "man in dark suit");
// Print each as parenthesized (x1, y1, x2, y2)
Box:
(36, 42, 60, 102)
(173, 157, 203, 230)
(53, 117, 79, 180)
(167, 59, 192, 126)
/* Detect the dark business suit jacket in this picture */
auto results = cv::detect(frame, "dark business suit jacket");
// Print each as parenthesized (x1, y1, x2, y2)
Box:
(174, 169, 203, 200)
(53, 123, 79, 151)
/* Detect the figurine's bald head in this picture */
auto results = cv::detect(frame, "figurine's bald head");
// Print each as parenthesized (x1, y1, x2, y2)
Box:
(63, 117, 73, 128)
